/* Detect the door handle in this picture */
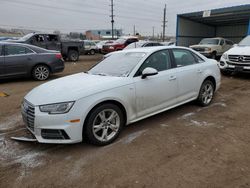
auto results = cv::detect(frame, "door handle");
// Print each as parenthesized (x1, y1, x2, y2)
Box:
(27, 57, 32, 61)
(169, 75, 177, 81)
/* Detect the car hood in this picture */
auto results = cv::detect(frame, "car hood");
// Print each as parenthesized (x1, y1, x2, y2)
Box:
(25, 73, 131, 106)
(225, 45, 250, 55)
(190, 44, 217, 48)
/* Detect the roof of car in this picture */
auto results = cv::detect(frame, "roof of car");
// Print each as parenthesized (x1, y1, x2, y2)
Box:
(119, 46, 190, 53)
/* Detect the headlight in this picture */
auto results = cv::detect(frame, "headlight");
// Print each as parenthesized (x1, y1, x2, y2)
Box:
(39, 102, 74, 114)
(205, 47, 211, 51)
(222, 53, 228, 60)
(109, 46, 114, 50)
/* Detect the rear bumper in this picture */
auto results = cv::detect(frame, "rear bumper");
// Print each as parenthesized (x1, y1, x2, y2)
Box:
(50, 60, 65, 73)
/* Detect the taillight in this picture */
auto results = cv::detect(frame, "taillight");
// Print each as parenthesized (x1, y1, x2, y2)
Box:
(56, 53, 62, 59)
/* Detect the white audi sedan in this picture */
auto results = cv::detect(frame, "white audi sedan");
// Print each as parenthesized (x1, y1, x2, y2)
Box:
(21, 46, 221, 145)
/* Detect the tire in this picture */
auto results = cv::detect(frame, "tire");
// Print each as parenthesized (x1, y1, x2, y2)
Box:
(68, 50, 79, 62)
(197, 80, 215, 106)
(90, 49, 95, 55)
(221, 69, 232, 76)
(211, 52, 217, 60)
(32, 65, 50, 81)
(84, 103, 124, 146)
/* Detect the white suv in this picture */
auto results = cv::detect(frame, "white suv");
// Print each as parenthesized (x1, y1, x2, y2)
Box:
(220, 35, 250, 74)
(190, 37, 233, 59)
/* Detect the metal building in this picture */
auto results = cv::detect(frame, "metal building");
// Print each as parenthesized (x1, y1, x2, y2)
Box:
(176, 4, 250, 46)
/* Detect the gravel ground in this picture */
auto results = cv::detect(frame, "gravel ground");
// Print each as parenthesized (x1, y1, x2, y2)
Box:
(0, 55, 250, 188)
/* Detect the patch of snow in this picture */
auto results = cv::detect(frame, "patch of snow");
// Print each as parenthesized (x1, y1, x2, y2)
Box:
(122, 130, 147, 144)
(15, 152, 45, 168)
(189, 120, 214, 127)
(160, 123, 169, 127)
(178, 112, 196, 120)
(0, 112, 22, 131)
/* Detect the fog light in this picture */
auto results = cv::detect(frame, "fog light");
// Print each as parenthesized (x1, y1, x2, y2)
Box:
(220, 61, 225, 66)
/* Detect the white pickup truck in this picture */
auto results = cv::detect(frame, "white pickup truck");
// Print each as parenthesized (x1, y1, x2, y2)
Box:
(190, 37, 234, 59)
(220, 35, 250, 74)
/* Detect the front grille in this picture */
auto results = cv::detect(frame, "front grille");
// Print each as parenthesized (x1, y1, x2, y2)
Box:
(228, 55, 250, 63)
(21, 100, 35, 132)
(227, 62, 250, 67)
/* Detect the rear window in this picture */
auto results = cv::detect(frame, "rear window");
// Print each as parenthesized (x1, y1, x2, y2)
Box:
(5, 45, 34, 55)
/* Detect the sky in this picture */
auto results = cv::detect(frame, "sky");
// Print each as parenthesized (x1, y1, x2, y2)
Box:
(0, 0, 249, 36)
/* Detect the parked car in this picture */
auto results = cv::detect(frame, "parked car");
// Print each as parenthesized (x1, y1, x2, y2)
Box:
(102, 36, 138, 53)
(83, 40, 98, 55)
(219, 35, 250, 74)
(190, 37, 234, 59)
(10, 33, 85, 62)
(124, 41, 163, 49)
(96, 40, 114, 53)
(21, 46, 220, 145)
(0, 42, 64, 80)
(161, 41, 176, 46)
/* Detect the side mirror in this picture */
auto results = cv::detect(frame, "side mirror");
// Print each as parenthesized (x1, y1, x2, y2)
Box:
(141, 67, 158, 79)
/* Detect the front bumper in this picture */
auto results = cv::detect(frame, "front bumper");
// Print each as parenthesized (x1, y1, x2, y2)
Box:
(219, 59, 250, 73)
(21, 100, 83, 144)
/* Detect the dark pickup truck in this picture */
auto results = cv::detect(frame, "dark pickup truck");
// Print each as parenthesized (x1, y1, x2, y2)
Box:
(11, 33, 85, 61)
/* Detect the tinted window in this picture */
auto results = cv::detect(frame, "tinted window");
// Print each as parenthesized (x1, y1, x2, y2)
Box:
(226, 40, 233, 45)
(5, 45, 33, 56)
(35, 35, 45, 42)
(47, 35, 58, 42)
(144, 43, 153, 47)
(137, 50, 171, 76)
(220, 40, 224, 45)
(154, 43, 163, 46)
(172, 49, 197, 67)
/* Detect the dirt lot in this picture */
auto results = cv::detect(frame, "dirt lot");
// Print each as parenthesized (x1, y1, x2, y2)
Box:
(1, 55, 250, 188)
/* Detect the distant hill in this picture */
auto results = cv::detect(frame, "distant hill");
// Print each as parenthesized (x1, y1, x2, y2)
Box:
(0, 27, 36, 37)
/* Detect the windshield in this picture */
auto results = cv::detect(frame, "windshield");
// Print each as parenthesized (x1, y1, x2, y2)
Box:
(89, 52, 146, 77)
(199, 39, 219, 45)
(19, 33, 34, 41)
(239, 36, 250, 46)
(115, 38, 126, 44)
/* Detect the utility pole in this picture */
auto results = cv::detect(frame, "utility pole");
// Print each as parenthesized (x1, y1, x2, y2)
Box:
(162, 4, 167, 42)
(152, 26, 155, 39)
(110, 0, 114, 39)
(133, 25, 136, 36)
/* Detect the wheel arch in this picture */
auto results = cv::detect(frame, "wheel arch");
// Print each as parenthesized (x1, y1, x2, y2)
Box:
(82, 99, 128, 133)
(203, 76, 216, 90)
(30, 63, 51, 75)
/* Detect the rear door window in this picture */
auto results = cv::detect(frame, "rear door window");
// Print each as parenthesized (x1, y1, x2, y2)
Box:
(5, 45, 33, 56)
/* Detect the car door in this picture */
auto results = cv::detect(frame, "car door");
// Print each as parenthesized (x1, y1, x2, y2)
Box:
(133, 49, 178, 118)
(4, 44, 35, 76)
(171, 49, 203, 103)
(0, 44, 4, 76)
